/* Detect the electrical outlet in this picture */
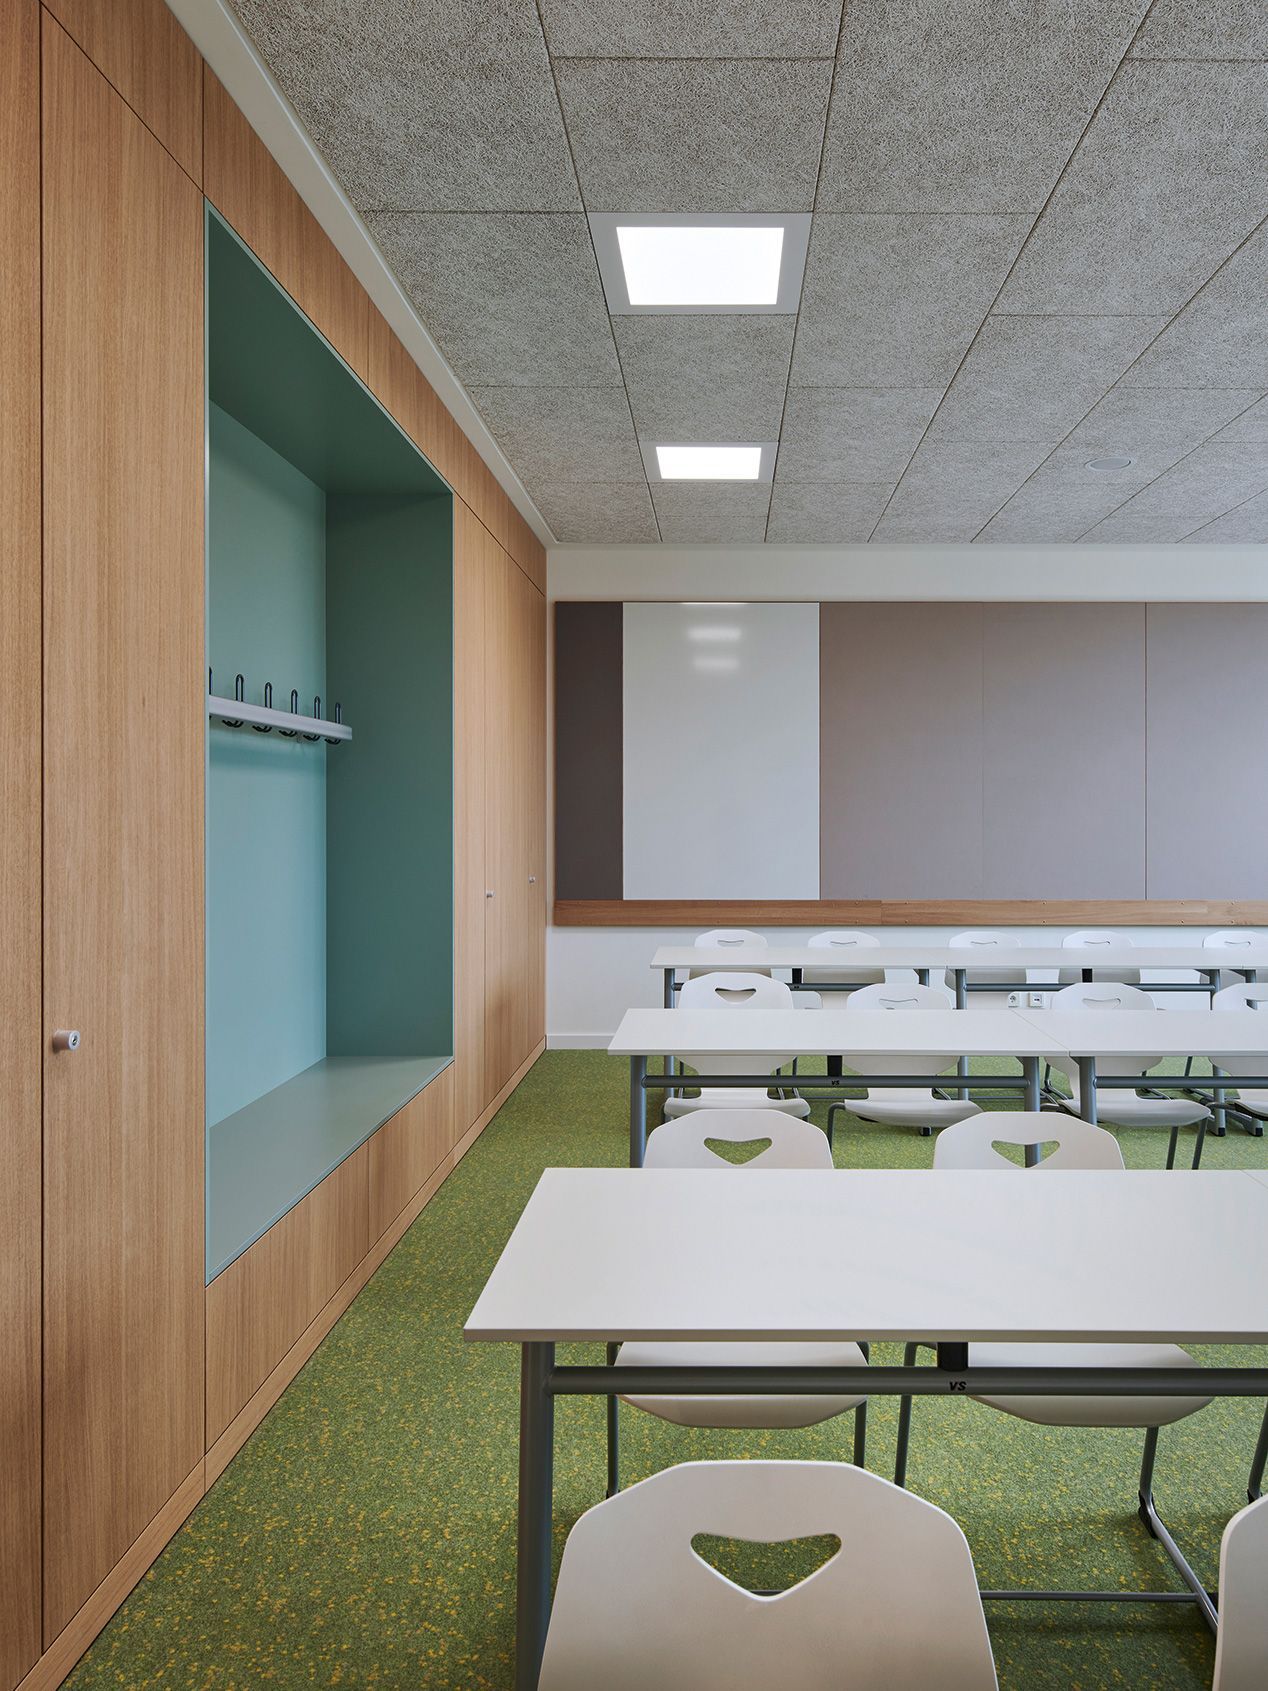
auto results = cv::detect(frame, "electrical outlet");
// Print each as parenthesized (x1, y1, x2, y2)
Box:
(1028, 991, 1046, 1008)
(1007, 992, 1021, 1007)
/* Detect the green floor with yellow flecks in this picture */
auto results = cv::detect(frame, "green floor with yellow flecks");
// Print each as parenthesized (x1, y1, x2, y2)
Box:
(67, 1052, 1266, 1690)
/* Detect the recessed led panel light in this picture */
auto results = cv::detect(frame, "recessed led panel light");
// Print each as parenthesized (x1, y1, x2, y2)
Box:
(656, 445, 763, 481)
(1085, 454, 1135, 471)
(617, 225, 784, 307)
(590, 213, 812, 315)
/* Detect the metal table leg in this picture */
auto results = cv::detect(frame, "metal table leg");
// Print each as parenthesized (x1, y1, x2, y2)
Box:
(629, 1054, 648, 1167)
(1022, 1056, 1042, 1166)
(663, 967, 676, 1079)
(1078, 1055, 1098, 1124)
(954, 967, 968, 1083)
(516, 1341, 555, 1691)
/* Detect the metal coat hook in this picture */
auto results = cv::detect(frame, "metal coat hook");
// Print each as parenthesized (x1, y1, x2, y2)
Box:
(222, 673, 245, 728)
(279, 688, 300, 737)
(251, 682, 274, 732)
(302, 696, 322, 741)
(324, 702, 343, 746)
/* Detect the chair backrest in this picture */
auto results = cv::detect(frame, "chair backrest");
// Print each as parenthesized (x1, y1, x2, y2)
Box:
(933, 1111, 1125, 1171)
(841, 982, 957, 1079)
(540, 1460, 998, 1691)
(644, 1110, 834, 1170)
(948, 929, 1022, 987)
(807, 930, 879, 952)
(1213, 1493, 1268, 1691)
(1058, 928, 1139, 984)
(676, 972, 796, 1078)
(695, 929, 767, 950)
(1205, 930, 1264, 951)
(1048, 982, 1160, 1081)
(803, 929, 886, 986)
(1211, 982, 1268, 1079)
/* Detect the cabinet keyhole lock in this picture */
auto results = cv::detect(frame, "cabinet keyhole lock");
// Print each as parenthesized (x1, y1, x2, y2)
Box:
(52, 1029, 81, 1053)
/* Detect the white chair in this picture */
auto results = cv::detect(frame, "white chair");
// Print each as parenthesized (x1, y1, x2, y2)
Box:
(803, 930, 886, 989)
(1214, 1494, 1268, 1691)
(614, 1112, 864, 1486)
(688, 928, 769, 978)
(827, 983, 981, 1141)
(1057, 928, 1140, 984)
(946, 930, 1023, 1007)
(897, 1111, 1213, 1626)
(539, 1460, 999, 1691)
(1046, 982, 1211, 1166)
(664, 973, 811, 1120)
(1202, 982, 1268, 1144)
(1206, 929, 1268, 990)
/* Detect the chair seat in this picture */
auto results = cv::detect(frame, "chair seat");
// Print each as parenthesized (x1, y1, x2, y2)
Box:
(616, 1339, 867, 1428)
(664, 1088, 811, 1119)
(1071, 1091, 1210, 1129)
(853, 1089, 981, 1129)
(969, 1341, 1211, 1427)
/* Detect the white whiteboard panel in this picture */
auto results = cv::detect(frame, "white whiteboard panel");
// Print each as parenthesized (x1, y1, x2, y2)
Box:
(622, 602, 820, 898)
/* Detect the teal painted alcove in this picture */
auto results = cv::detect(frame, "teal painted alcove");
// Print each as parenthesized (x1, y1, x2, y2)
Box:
(205, 209, 454, 1282)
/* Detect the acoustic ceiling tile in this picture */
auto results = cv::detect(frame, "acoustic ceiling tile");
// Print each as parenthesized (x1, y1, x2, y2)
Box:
(553, 57, 834, 212)
(649, 482, 773, 543)
(1129, 0, 1268, 60)
(1079, 443, 1268, 540)
(613, 314, 795, 440)
(1119, 223, 1268, 388)
(1182, 491, 1268, 543)
(233, 0, 580, 211)
(871, 440, 1053, 542)
(776, 387, 941, 483)
(1213, 395, 1268, 441)
(365, 213, 620, 387)
(532, 480, 660, 543)
(995, 61, 1268, 315)
(538, 0, 843, 58)
(819, 0, 1149, 213)
(1064, 385, 1267, 450)
(766, 480, 896, 543)
(928, 314, 1168, 444)
(976, 481, 1138, 543)
(791, 213, 1030, 389)
(468, 385, 643, 484)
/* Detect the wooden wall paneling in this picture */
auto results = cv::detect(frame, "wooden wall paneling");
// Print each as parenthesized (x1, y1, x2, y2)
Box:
(484, 539, 520, 1097)
(0, 1, 43, 1681)
(525, 576, 547, 1050)
(205, 1145, 369, 1447)
(367, 1067, 454, 1244)
(454, 503, 490, 1136)
(551, 898, 1268, 927)
(43, 0, 202, 183)
(41, 18, 205, 1639)
(203, 68, 370, 384)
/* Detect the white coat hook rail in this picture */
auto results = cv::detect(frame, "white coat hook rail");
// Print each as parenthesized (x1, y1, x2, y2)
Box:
(206, 670, 352, 743)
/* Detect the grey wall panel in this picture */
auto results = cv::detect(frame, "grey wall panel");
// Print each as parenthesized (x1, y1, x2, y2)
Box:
(1146, 605, 1268, 898)
(554, 601, 624, 899)
(820, 603, 984, 897)
(983, 604, 1146, 897)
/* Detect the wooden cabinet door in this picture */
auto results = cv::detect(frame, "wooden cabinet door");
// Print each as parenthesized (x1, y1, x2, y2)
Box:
(0, 1, 43, 1682)
(41, 19, 204, 1640)
(523, 576, 547, 1053)
(453, 503, 490, 1138)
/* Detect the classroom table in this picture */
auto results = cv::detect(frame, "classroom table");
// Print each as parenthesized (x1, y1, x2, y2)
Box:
(1013, 1004, 1268, 1157)
(466, 1167, 1268, 1689)
(652, 941, 1268, 1004)
(609, 1005, 1065, 1165)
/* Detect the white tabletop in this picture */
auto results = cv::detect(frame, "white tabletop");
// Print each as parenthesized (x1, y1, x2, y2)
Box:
(654, 943, 1268, 973)
(466, 1168, 1268, 1345)
(609, 1006, 1067, 1060)
(1014, 1006, 1268, 1061)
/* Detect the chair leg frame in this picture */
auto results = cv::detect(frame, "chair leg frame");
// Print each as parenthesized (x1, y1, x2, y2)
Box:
(895, 1342, 1219, 1632)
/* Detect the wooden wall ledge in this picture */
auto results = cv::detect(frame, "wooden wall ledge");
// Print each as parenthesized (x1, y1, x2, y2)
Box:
(552, 900, 1268, 928)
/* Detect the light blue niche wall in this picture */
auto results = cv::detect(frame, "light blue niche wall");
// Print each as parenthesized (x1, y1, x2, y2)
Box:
(207, 403, 328, 1127)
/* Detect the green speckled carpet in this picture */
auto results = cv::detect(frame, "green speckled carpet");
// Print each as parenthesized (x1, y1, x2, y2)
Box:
(68, 1052, 1266, 1691)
